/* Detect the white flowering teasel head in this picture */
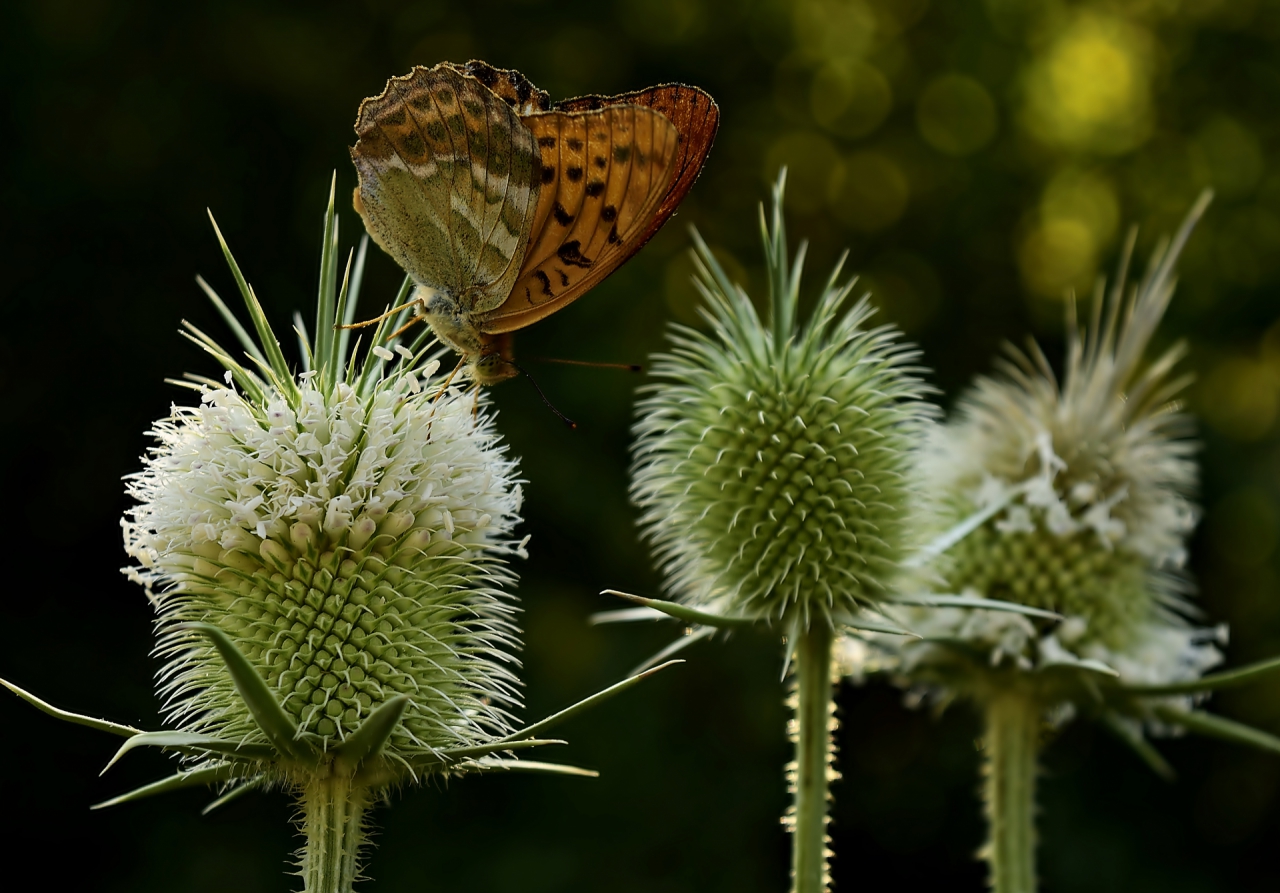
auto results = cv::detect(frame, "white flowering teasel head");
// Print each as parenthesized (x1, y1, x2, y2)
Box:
(629, 174, 935, 638)
(893, 195, 1220, 694)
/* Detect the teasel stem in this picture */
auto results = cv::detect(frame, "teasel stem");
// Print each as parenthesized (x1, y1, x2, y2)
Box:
(301, 772, 370, 893)
(791, 621, 836, 893)
(982, 689, 1040, 893)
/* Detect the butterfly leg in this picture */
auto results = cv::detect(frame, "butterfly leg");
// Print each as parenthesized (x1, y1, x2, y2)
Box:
(336, 296, 422, 331)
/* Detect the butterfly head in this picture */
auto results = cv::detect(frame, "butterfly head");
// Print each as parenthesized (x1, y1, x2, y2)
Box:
(473, 332, 520, 386)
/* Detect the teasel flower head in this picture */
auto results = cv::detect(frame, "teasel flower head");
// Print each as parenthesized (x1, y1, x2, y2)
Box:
(629, 172, 935, 639)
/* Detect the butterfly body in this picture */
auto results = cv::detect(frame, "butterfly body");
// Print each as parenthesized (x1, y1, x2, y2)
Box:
(351, 61, 718, 385)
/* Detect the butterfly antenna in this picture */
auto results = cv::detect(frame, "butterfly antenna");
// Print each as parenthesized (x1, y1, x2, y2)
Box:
(336, 297, 420, 330)
(509, 360, 577, 429)
(526, 356, 643, 373)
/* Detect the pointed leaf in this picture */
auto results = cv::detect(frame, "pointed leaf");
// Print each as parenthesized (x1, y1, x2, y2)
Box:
(103, 731, 276, 773)
(408, 738, 566, 770)
(337, 234, 369, 360)
(195, 275, 268, 367)
(314, 173, 339, 377)
(589, 607, 669, 625)
(1, 678, 142, 739)
(334, 695, 410, 771)
(1100, 712, 1175, 782)
(92, 764, 237, 810)
(202, 776, 265, 815)
(891, 594, 1062, 620)
(1039, 656, 1119, 677)
(1154, 705, 1280, 756)
(180, 623, 309, 761)
(1122, 655, 1280, 697)
(206, 211, 299, 403)
(905, 482, 1028, 568)
(837, 614, 920, 638)
(465, 757, 598, 778)
(631, 626, 716, 675)
(601, 590, 755, 628)
(500, 661, 683, 744)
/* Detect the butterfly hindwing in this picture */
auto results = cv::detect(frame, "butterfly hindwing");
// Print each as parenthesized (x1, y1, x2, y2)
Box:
(350, 65, 541, 314)
(481, 104, 680, 333)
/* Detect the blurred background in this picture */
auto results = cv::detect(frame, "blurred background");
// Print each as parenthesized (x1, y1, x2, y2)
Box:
(2, 0, 1279, 890)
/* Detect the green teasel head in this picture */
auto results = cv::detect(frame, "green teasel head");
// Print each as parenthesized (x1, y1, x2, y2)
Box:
(121, 181, 527, 787)
(630, 172, 935, 634)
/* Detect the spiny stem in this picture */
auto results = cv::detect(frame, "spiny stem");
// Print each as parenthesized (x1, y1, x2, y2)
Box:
(982, 689, 1040, 893)
(791, 622, 836, 893)
(301, 773, 370, 893)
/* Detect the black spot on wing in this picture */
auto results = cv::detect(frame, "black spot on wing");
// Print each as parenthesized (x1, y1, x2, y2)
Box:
(585, 180, 604, 198)
(541, 165, 556, 184)
(567, 137, 583, 151)
(557, 240, 593, 268)
(567, 166, 583, 182)
(594, 155, 607, 168)
(602, 204, 617, 222)
(538, 135, 557, 148)
(553, 203, 574, 226)
(556, 268, 570, 287)
(534, 270, 553, 296)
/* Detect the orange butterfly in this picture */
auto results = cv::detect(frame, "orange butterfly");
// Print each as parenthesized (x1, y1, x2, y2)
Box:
(349, 60, 719, 385)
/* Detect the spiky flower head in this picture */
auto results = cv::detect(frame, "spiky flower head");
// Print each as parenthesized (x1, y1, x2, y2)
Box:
(842, 194, 1223, 702)
(630, 174, 934, 634)
(121, 191, 526, 788)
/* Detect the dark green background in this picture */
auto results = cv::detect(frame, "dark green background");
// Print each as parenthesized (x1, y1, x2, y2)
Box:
(3, 0, 1279, 890)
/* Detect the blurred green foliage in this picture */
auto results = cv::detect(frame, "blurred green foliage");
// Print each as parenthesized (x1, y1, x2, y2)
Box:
(2, 0, 1279, 890)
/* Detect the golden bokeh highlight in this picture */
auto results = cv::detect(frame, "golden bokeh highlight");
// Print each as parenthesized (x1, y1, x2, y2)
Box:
(1021, 12, 1154, 154)
(916, 74, 997, 156)
(1193, 116, 1265, 200)
(811, 59, 893, 139)
(1017, 218, 1096, 300)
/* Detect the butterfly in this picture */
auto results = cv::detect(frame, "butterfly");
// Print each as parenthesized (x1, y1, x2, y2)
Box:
(349, 60, 719, 385)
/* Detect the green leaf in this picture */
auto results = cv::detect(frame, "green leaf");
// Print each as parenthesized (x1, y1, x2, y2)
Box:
(103, 731, 276, 773)
(1099, 711, 1175, 782)
(334, 695, 410, 771)
(1039, 656, 1119, 677)
(1154, 705, 1280, 756)
(589, 606, 669, 625)
(499, 660, 683, 744)
(195, 274, 268, 367)
(207, 210, 300, 405)
(180, 623, 311, 761)
(905, 482, 1028, 569)
(91, 764, 237, 810)
(601, 590, 756, 628)
(890, 594, 1062, 620)
(631, 626, 716, 674)
(835, 612, 920, 638)
(202, 776, 265, 815)
(314, 173, 339, 380)
(337, 234, 369, 361)
(409, 738, 566, 771)
(464, 757, 598, 778)
(1122, 655, 1280, 697)
(0, 678, 141, 738)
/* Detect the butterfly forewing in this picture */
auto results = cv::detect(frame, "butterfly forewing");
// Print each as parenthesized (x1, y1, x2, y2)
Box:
(351, 66, 540, 313)
(481, 105, 680, 333)
(555, 84, 720, 255)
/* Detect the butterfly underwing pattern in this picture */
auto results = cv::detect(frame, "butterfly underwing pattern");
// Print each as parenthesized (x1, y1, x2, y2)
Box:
(351, 60, 720, 385)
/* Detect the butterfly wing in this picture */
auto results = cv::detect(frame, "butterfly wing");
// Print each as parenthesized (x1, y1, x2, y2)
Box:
(443, 60, 551, 115)
(480, 85, 719, 334)
(351, 65, 540, 313)
(555, 84, 720, 254)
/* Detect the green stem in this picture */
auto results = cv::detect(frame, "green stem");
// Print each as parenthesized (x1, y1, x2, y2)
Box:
(982, 690, 1040, 893)
(301, 772, 369, 893)
(792, 622, 835, 893)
